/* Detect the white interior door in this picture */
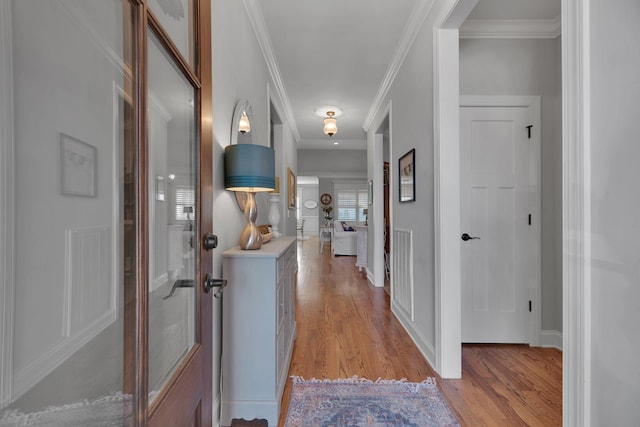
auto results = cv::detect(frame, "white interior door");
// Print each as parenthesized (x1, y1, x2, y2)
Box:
(460, 105, 535, 343)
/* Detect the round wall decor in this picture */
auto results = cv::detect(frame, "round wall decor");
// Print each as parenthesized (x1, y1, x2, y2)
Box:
(320, 193, 332, 205)
(303, 200, 318, 209)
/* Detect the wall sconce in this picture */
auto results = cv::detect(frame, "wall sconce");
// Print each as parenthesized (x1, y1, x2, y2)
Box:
(323, 111, 338, 137)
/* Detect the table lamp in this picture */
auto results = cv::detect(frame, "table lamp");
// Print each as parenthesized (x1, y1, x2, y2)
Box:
(224, 144, 275, 249)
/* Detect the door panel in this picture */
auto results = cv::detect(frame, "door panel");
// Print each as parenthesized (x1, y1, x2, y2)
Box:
(147, 27, 198, 403)
(461, 106, 530, 343)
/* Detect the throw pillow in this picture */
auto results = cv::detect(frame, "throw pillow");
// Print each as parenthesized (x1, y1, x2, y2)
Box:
(346, 226, 354, 231)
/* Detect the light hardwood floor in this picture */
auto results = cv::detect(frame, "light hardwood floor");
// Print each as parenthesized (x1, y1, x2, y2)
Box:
(278, 237, 562, 426)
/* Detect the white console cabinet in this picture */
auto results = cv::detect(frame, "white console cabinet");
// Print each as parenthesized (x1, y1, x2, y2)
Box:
(221, 237, 297, 427)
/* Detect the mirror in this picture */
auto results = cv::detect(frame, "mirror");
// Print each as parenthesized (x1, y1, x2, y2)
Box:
(231, 100, 253, 210)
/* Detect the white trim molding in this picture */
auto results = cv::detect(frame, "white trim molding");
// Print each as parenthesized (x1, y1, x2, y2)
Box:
(540, 330, 563, 351)
(433, 27, 462, 379)
(0, 0, 14, 406)
(562, 0, 591, 426)
(460, 16, 561, 39)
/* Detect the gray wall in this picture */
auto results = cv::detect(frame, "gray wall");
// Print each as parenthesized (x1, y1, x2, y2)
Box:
(459, 37, 563, 332)
(298, 149, 367, 177)
(589, 0, 640, 423)
(367, 7, 439, 354)
(212, 0, 297, 416)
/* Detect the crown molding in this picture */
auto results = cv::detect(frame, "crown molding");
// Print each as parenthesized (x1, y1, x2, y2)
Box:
(460, 16, 561, 39)
(363, 0, 436, 132)
(243, 0, 301, 142)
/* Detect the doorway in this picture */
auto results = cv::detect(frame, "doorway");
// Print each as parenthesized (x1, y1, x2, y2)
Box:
(459, 98, 541, 344)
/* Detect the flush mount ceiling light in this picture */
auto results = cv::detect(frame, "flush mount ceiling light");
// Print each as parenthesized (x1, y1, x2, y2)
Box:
(323, 111, 338, 137)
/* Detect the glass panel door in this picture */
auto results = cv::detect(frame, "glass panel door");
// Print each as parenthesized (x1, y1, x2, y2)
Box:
(148, 0, 196, 69)
(1, 0, 135, 424)
(146, 28, 198, 403)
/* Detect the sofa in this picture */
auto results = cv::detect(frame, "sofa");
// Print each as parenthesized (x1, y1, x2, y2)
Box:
(332, 221, 357, 256)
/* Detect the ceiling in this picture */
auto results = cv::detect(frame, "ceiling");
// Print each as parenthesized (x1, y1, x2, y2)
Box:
(256, 0, 560, 150)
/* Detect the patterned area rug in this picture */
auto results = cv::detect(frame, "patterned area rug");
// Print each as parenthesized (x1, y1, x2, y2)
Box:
(284, 377, 459, 427)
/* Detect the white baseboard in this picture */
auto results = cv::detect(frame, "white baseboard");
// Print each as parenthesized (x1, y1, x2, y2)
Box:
(539, 330, 563, 350)
(212, 393, 221, 427)
(391, 303, 436, 370)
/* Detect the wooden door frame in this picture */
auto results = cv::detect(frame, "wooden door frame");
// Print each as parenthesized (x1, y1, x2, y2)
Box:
(459, 96, 542, 346)
(141, 0, 214, 425)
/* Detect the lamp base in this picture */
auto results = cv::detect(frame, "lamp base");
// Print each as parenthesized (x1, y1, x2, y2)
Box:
(239, 192, 263, 250)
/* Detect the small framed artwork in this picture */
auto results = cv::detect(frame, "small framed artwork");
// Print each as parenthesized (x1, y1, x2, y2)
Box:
(287, 167, 296, 209)
(368, 180, 373, 205)
(60, 133, 97, 197)
(399, 148, 415, 203)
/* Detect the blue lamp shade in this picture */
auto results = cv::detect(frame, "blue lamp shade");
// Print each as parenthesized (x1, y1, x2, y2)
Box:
(224, 144, 275, 192)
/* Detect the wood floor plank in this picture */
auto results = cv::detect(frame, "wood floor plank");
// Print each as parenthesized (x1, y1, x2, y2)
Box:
(278, 238, 562, 426)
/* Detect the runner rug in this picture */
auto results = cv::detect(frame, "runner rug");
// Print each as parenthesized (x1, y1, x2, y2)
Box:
(284, 376, 459, 427)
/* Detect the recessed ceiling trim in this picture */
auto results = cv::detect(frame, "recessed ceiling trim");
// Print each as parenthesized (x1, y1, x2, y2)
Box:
(460, 16, 561, 39)
(243, 0, 301, 142)
(363, 0, 436, 132)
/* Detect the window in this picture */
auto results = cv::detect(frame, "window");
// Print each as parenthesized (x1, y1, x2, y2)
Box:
(336, 187, 368, 226)
(175, 186, 195, 221)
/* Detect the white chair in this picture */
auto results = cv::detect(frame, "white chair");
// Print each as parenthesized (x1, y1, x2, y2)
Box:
(331, 221, 357, 256)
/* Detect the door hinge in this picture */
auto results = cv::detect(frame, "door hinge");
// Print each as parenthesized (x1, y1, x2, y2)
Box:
(528, 214, 532, 226)
(526, 125, 533, 139)
(529, 300, 532, 312)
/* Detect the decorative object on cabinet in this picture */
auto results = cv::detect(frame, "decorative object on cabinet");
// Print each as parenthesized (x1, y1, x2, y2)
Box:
(221, 237, 297, 427)
(320, 193, 332, 205)
(224, 100, 275, 250)
(287, 167, 296, 209)
(399, 148, 415, 203)
(267, 193, 282, 238)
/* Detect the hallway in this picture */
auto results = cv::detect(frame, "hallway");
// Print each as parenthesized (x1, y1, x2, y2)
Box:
(278, 237, 562, 426)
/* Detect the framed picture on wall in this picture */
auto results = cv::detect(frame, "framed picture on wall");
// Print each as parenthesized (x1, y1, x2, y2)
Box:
(287, 167, 296, 209)
(399, 148, 415, 203)
(60, 133, 97, 197)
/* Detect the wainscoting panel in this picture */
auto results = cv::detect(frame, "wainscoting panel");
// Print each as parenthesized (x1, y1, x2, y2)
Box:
(13, 226, 116, 399)
(393, 228, 414, 321)
(300, 215, 319, 236)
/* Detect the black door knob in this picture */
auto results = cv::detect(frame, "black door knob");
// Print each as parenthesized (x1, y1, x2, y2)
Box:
(461, 233, 480, 241)
(203, 233, 218, 251)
